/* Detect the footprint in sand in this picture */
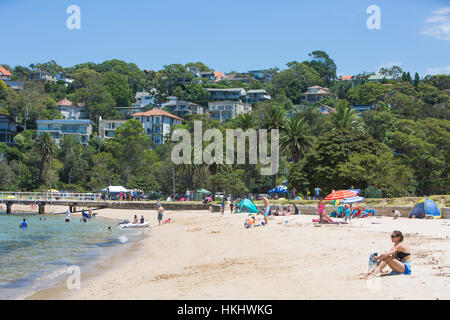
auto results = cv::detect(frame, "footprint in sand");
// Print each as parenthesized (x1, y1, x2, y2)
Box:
(187, 228, 202, 232)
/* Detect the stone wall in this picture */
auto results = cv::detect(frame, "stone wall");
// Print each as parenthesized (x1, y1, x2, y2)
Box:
(211, 204, 450, 218)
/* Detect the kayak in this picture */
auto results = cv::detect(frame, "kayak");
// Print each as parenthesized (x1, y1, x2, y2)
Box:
(119, 221, 150, 229)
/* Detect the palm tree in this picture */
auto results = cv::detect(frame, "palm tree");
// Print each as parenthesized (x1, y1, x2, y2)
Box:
(331, 101, 366, 133)
(263, 104, 287, 130)
(234, 113, 257, 191)
(33, 132, 57, 184)
(234, 112, 255, 130)
(263, 104, 287, 187)
(281, 117, 314, 162)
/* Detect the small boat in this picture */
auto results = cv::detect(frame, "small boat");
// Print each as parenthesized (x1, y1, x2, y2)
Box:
(119, 221, 150, 229)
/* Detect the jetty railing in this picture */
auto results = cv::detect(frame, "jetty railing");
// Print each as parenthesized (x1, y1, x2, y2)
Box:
(0, 192, 102, 204)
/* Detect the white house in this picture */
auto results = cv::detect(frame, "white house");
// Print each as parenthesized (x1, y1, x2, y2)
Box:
(132, 109, 183, 145)
(56, 98, 89, 120)
(98, 117, 127, 139)
(207, 101, 251, 123)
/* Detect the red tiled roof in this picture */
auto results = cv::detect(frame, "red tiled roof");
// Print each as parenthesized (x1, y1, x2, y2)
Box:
(339, 75, 353, 80)
(132, 108, 183, 121)
(213, 71, 228, 82)
(56, 98, 73, 106)
(0, 66, 13, 77)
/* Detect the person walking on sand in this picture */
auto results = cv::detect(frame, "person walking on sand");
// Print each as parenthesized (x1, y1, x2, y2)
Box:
(158, 205, 164, 225)
(221, 201, 225, 215)
(318, 197, 326, 223)
(262, 196, 271, 225)
(229, 199, 234, 214)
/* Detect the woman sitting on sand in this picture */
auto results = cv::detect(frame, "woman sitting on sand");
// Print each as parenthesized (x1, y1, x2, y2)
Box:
(364, 230, 412, 278)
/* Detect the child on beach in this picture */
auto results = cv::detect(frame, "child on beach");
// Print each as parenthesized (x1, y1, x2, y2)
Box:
(208, 205, 212, 214)
(158, 205, 164, 225)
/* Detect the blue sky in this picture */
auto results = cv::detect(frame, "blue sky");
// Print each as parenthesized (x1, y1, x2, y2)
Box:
(1, 0, 449, 76)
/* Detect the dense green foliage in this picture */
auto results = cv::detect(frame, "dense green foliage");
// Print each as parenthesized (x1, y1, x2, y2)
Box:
(0, 54, 449, 197)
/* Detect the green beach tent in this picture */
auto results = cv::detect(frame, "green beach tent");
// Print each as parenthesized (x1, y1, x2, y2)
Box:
(238, 199, 259, 214)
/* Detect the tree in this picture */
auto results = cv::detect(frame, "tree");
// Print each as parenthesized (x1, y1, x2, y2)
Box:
(104, 72, 133, 107)
(305, 50, 337, 85)
(33, 132, 57, 184)
(330, 101, 365, 133)
(107, 119, 153, 185)
(210, 169, 248, 197)
(379, 66, 403, 80)
(301, 130, 385, 192)
(413, 73, 421, 87)
(336, 151, 414, 197)
(280, 117, 314, 162)
(269, 62, 323, 104)
(59, 135, 89, 185)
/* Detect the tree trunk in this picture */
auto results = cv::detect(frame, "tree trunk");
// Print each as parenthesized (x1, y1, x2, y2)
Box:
(38, 155, 46, 184)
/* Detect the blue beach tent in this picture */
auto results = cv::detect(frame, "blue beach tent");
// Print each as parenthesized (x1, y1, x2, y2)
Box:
(238, 199, 259, 214)
(409, 199, 441, 219)
(268, 186, 288, 194)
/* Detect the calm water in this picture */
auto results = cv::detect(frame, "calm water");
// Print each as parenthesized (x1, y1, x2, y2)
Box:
(0, 212, 145, 299)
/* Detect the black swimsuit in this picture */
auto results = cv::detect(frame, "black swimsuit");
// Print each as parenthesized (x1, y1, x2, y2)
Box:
(397, 251, 411, 261)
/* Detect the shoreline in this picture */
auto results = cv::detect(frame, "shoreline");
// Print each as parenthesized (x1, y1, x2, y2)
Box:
(20, 207, 450, 300)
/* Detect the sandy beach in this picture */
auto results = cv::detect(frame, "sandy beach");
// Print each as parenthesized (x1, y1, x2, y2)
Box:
(20, 205, 449, 300)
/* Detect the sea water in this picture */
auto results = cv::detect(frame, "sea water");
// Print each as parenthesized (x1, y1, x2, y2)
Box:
(0, 212, 145, 299)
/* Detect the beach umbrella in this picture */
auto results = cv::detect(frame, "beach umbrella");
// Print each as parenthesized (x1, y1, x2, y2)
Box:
(268, 186, 288, 194)
(341, 196, 365, 204)
(324, 190, 357, 201)
(47, 189, 59, 193)
(196, 188, 211, 194)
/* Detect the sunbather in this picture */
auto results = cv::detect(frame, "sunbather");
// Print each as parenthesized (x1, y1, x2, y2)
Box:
(363, 230, 412, 278)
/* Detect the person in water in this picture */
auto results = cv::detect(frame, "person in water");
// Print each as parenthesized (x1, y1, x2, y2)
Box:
(20, 218, 28, 229)
(364, 230, 412, 278)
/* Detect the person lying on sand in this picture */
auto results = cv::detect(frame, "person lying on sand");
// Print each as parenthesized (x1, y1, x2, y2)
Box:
(363, 230, 411, 279)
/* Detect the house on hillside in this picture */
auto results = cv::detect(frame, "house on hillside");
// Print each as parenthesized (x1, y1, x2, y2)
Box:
(207, 101, 251, 123)
(29, 70, 58, 83)
(98, 117, 127, 139)
(206, 88, 247, 102)
(302, 85, 330, 102)
(161, 96, 204, 118)
(0, 66, 24, 90)
(56, 98, 89, 120)
(132, 109, 183, 146)
(0, 113, 18, 145)
(318, 105, 335, 115)
(36, 119, 93, 145)
(245, 89, 271, 103)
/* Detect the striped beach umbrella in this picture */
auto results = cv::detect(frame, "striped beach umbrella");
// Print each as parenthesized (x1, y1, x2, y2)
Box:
(324, 190, 357, 201)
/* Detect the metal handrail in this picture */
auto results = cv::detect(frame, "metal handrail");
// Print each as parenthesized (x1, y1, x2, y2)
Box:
(0, 192, 102, 202)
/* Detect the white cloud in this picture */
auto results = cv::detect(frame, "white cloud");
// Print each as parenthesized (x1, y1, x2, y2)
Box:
(375, 61, 402, 73)
(420, 6, 450, 41)
(425, 65, 450, 75)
